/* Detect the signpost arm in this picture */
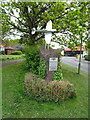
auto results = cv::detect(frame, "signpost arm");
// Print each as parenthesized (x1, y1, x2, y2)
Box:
(32, 20, 56, 50)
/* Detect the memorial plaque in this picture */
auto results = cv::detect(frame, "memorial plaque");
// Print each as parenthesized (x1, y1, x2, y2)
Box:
(49, 58, 58, 71)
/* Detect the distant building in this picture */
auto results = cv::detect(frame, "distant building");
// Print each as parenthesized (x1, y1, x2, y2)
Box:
(5, 46, 16, 55)
(64, 46, 85, 56)
(0, 42, 6, 54)
(0, 40, 24, 55)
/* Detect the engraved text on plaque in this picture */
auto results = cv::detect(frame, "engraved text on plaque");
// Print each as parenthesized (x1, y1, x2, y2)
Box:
(49, 58, 58, 71)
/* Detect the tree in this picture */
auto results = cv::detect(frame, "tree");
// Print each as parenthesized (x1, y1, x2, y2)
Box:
(1, 2, 54, 45)
(0, 3, 12, 41)
(4, 39, 19, 46)
(67, 2, 89, 74)
(1, 1, 89, 74)
(1, 2, 89, 46)
(52, 2, 89, 48)
(52, 2, 89, 74)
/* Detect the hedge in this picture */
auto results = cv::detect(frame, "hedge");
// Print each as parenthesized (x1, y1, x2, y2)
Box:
(24, 45, 40, 74)
(11, 51, 22, 55)
(85, 55, 90, 61)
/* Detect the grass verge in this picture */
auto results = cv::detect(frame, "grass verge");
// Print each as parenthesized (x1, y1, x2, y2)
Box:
(0, 54, 25, 61)
(2, 62, 88, 118)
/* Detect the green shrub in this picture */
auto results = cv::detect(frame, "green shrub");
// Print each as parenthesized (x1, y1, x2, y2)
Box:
(2, 58, 5, 61)
(54, 66, 63, 80)
(24, 46, 40, 74)
(0, 51, 5, 55)
(85, 55, 90, 61)
(38, 59, 46, 79)
(24, 72, 76, 102)
(11, 51, 22, 55)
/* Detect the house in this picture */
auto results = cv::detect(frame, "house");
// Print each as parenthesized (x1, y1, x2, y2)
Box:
(5, 46, 16, 55)
(0, 42, 16, 55)
(0, 41, 24, 55)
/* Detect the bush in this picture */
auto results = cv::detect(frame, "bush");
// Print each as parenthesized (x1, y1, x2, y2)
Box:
(85, 55, 90, 61)
(53, 66, 63, 80)
(0, 51, 5, 55)
(24, 45, 40, 74)
(38, 59, 46, 79)
(24, 72, 76, 102)
(11, 51, 22, 55)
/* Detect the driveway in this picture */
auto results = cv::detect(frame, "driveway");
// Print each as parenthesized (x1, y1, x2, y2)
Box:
(61, 56, 89, 73)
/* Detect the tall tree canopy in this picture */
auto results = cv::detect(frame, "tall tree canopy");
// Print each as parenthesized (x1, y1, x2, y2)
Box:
(1, 2, 89, 47)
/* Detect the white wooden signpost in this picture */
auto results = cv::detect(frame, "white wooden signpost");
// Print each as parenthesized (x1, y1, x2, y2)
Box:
(32, 20, 56, 48)
(32, 20, 58, 72)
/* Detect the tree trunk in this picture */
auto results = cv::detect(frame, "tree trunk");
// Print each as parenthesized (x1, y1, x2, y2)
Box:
(78, 37, 82, 74)
(28, 35, 36, 45)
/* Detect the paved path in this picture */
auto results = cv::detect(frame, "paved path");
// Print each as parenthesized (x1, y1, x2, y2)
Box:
(61, 56, 89, 73)
(0, 59, 25, 68)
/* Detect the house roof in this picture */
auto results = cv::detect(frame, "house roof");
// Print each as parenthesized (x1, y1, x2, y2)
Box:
(5, 46, 15, 50)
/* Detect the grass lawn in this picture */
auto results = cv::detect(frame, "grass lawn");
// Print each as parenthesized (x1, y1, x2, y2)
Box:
(2, 62, 88, 118)
(0, 54, 25, 61)
(0, 66, 2, 119)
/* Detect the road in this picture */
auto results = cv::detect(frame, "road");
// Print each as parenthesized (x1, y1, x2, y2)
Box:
(61, 56, 89, 73)
(0, 57, 89, 73)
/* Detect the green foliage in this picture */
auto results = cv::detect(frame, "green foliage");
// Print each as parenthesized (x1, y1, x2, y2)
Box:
(25, 72, 76, 103)
(1, 6, 11, 40)
(11, 51, 22, 55)
(0, 54, 25, 61)
(4, 39, 19, 46)
(85, 55, 90, 61)
(38, 59, 46, 79)
(0, 51, 5, 55)
(56, 51, 61, 59)
(54, 66, 63, 81)
(24, 45, 40, 74)
(1, 2, 89, 46)
(53, 51, 63, 81)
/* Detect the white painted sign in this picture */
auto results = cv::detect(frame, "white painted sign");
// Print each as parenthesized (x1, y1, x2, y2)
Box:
(49, 58, 58, 71)
(31, 20, 56, 45)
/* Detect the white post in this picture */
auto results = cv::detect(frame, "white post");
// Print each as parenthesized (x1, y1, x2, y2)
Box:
(45, 43, 46, 49)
